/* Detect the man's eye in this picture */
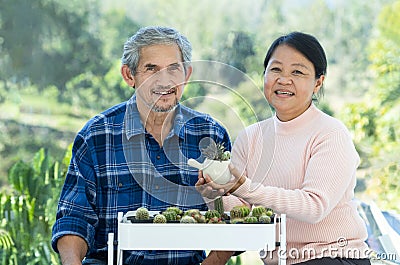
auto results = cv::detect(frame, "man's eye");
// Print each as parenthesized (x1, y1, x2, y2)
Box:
(167, 64, 181, 72)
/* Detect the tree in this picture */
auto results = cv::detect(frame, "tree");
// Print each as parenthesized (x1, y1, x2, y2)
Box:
(0, 0, 104, 96)
(217, 31, 255, 73)
(341, 0, 400, 211)
(61, 9, 141, 110)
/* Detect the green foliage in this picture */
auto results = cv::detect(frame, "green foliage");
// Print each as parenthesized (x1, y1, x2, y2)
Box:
(181, 82, 206, 109)
(365, 162, 400, 212)
(230, 77, 272, 127)
(0, 147, 70, 264)
(0, 229, 13, 251)
(0, 117, 75, 185)
(368, 1, 400, 108)
(340, 0, 400, 212)
(217, 31, 255, 73)
(98, 9, 141, 62)
(64, 69, 133, 111)
(0, 0, 105, 93)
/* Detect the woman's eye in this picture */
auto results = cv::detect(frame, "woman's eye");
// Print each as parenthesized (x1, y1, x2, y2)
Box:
(293, 70, 304, 75)
(270, 67, 281, 72)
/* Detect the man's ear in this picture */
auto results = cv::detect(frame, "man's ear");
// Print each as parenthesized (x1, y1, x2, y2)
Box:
(184, 65, 193, 84)
(121, 65, 135, 87)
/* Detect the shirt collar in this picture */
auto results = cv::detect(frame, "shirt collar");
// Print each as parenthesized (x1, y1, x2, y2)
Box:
(124, 94, 185, 140)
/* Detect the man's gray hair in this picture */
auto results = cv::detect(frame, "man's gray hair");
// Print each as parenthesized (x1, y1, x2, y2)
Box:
(121, 26, 192, 75)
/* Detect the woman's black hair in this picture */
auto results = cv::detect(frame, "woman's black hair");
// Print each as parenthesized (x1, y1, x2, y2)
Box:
(263, 32, 327, 79)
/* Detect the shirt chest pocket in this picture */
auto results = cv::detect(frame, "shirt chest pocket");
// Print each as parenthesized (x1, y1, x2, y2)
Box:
(101, 173, 143, 207)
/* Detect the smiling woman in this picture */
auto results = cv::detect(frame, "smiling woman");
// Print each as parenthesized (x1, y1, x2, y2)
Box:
(262, 33, 326, 122)
(196, 31, 371, 265)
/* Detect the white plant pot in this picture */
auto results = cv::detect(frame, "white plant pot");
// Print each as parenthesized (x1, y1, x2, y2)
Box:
(201, 159, 232, 184)
(188, 158, 232, 184)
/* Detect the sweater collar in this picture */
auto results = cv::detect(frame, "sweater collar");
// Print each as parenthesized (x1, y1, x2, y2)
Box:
(273, 104, 320, 135)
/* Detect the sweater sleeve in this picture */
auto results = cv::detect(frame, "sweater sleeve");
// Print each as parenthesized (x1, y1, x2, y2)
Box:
(232, 128, 360, 224)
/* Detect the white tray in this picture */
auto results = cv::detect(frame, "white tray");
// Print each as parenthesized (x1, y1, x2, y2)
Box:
(118, 222, 276, 251)
(109, 212, 286, 265)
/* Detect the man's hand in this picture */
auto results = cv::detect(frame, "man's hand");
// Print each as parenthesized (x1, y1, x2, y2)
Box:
(201, 251, 235, 265)
(195, 164, 246, 199)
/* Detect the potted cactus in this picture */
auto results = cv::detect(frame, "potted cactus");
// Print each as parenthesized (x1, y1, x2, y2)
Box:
(188, 141, 231, 185)
(187, 141, 232, 218)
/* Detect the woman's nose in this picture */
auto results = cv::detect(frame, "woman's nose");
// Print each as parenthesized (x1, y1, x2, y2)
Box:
(277, 76, 293, 85)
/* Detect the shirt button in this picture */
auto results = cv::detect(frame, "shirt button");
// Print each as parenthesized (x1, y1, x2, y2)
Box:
(118, 183, 123, 187)
(155, 185, 159, 190)
(156, 155, 161, 159)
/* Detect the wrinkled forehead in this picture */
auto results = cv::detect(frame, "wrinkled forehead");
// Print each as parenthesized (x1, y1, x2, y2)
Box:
(138, 44, 183, 66)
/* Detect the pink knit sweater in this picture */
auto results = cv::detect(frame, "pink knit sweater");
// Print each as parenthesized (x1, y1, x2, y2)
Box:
(226, 104, 370, 264)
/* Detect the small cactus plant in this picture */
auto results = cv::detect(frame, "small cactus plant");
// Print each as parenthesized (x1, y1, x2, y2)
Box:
(205, 210, 221, 222)
(184, 209, 201, 218)
(214, 197, 225, 216)
(208, 216, 225, 224)
(230, 218, 244, 224)
(252, 206, 267, 218)
(162, 210, 178, 222)
(193, 213, 206, 223)
(266, 208, 274, 217)
(201, 141, 231, 161)
(180, 215, 196, 223)
(230, 205, 251, 219)
(153, 214, 167, 223)
(136, 207, 150, 220)
(166, 206, 183, 216)
(244, 216, 258, 223)
(259, 215, 272, 224)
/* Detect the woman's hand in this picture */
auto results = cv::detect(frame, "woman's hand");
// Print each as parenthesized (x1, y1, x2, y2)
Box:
(195, 164, 246, 199)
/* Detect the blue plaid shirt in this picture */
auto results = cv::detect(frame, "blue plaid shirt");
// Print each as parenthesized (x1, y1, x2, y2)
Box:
(52, 94, 231, 265)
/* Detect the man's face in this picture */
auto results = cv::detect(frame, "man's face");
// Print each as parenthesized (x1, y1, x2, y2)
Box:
(133, 44, 191, 113)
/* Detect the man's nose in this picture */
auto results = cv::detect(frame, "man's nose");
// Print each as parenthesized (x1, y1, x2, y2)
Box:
(154, 68, 174, 84)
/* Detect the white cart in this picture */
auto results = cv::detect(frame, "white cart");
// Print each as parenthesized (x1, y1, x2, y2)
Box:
(108, 212, 286, 265)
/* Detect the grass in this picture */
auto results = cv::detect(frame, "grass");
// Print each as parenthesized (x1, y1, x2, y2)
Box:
(0, 92, 97, 184)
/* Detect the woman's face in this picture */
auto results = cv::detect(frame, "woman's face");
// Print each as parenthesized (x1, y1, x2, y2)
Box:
(264, 44, 324, 121)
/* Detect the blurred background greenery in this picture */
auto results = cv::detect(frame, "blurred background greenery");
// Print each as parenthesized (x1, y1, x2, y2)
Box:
(0, 0, 399, 264)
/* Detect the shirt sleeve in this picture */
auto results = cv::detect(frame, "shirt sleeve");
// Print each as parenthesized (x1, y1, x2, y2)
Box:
(51, 133, 97, 252)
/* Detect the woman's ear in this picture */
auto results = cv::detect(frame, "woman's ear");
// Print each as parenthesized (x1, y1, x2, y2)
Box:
(121, 65, 135, 87)
(314, 75, 324, 94)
